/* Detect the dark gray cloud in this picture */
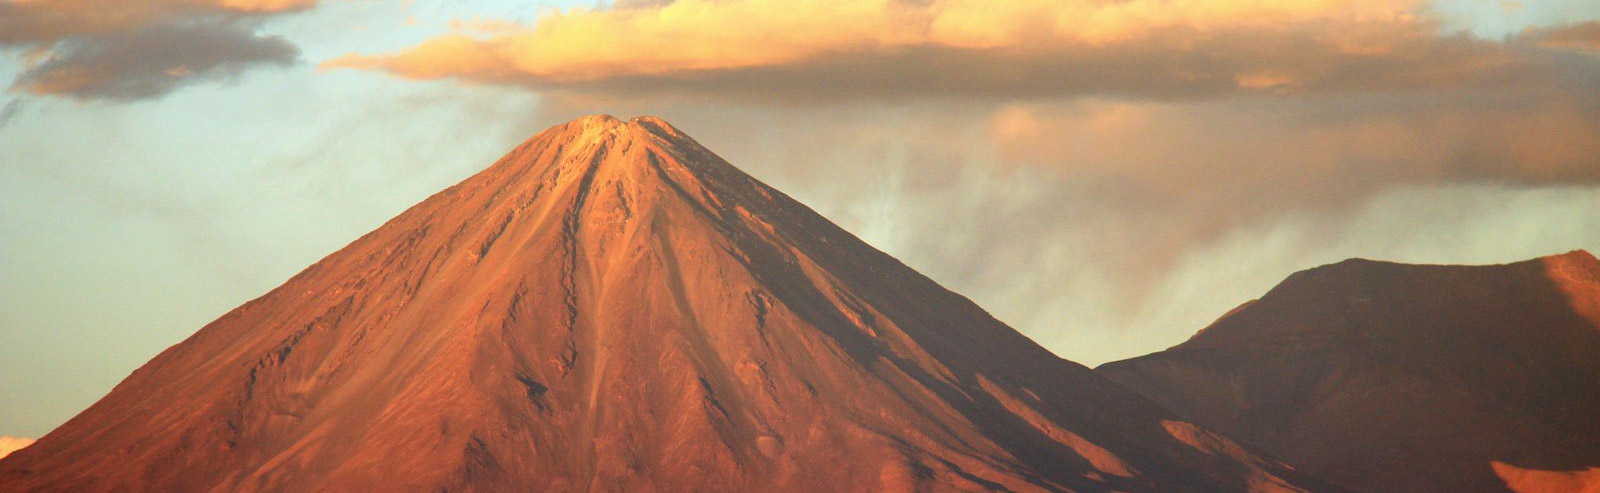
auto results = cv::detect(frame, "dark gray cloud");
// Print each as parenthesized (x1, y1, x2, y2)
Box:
(0, 98, 21, 129)
(0, 0, 314, 101)
(10, 22, 298, 101)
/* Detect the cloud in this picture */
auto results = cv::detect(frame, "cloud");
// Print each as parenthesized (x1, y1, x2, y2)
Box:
(0, 0, 310, 44)
(611, 0, 677, 9)
(1519, 20, 1600, 51)
(951, 79, 1600, 288)
(0, 98, 21, 128)
(11, 22, 298, 101)
(985, 90, 1600, 207)
(323, 0, 1557, 102)
(0, 436, 35, 460)
(310, 0, 1600, 368)
(0, 0, 318, 101)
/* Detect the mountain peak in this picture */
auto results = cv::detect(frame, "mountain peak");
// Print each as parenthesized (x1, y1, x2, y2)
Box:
(551, 114, 627, 140)
(1, 115, 1324, 492)
(1170, 252, 1600, 351)
(545, 114, 688, 142)
(1267, 251, 1600, 296)
(626, 115, 687, 138)
(1550, 249, 1595, 261)
(527, 115, 712, 190)
(1543, 249, 1600, 276)
(503, 115, 701, 214)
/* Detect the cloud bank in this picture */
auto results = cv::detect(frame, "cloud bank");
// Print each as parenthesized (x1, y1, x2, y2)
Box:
(324, 0, 1561, 102)
(0, 0, 314, 101)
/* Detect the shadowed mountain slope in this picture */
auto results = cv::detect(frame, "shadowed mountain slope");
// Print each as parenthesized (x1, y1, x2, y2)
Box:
(0, 116, 1324, 492)
(1100, 252, 1600, 492)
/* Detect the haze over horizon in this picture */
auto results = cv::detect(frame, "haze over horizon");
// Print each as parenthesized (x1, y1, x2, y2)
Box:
(3, 0, 1599, 440)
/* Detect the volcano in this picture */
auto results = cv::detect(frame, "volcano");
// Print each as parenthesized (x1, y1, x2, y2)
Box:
(1099, 252, 1600, 492)
(0, 115, 1321, 492)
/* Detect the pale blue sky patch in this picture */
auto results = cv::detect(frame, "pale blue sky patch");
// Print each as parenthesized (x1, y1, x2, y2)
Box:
(1430, 0, 1600, 38)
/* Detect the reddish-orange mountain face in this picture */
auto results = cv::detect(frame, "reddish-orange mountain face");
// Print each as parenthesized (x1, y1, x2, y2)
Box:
(0, 116, 1322, 492)
(1100, 252, 1600, 493)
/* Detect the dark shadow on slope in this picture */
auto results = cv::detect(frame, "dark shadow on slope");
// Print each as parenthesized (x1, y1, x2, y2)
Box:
(634, 123, 1322, 492)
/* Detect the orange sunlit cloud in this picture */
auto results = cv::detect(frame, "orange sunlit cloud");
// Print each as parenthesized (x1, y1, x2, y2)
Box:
(212, 0, 318, 11)
(322, 0, 1537, 101)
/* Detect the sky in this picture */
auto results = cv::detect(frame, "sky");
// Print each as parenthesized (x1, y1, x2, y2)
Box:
(1, 0, 1598, 439)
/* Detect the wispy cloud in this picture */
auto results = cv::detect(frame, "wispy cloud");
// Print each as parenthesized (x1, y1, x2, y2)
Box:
(985, 90, 1600, 210)
(0, 98, 21, 128)
(1519, 20, 1600, 51)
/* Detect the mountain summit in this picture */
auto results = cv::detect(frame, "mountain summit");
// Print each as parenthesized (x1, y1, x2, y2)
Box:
(0, 115, 1321, 491)
(1100, 252, 1600, 492)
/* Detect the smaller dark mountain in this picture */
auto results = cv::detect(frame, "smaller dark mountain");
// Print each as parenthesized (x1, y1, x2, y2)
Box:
(1099, 251, 1600, 492)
